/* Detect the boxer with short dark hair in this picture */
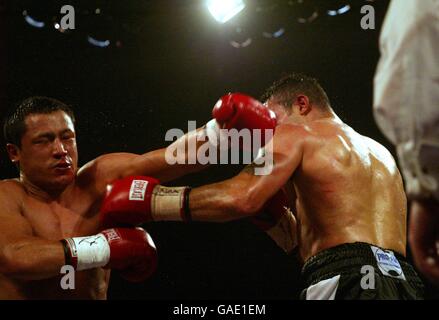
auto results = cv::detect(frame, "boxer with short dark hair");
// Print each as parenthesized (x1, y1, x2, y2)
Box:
(261, 73, 330, 110)
(101, 73, 425, 299)
(0, 94, 280, 299)
(3, 96, 76, 147)
(0, 96, 162, 299)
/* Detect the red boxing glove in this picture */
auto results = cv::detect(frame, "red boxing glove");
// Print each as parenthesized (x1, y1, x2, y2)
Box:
(103, 228, 158, 282)
(100, 176, 159, 227)
(100, 176, 191, 228)
(212, 93, 277, 150)
(62, 227, 158, 282)
(249, 189, 297, 254)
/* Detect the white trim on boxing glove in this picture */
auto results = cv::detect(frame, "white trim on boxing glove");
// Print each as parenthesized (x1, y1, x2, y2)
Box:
(150, 185, 192, 222)
(202, 119, 230, 150)
(63, 233, 111, 271)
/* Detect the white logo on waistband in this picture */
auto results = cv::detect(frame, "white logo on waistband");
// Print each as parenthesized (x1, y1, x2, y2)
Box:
(370, 245, 406, 280)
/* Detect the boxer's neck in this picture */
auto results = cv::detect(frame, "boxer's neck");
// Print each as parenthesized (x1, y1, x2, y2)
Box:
(287, 109, 339, 125)
(20, 174, 74, 203)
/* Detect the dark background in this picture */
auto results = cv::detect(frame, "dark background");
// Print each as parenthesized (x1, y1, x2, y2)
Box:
(0, 0, 437, 299)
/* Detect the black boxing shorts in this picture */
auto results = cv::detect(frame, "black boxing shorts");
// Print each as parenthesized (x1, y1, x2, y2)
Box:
(300, 242, 424, 300)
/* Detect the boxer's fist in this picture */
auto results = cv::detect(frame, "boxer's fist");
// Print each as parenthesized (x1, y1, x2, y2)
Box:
(100, 176, 191, 227)
(249, 189, 297, 253)
(212, 93, 277, 149)
(62, 227, 158, 282)
(102, 228, 158, 282)
(100, 176, 160, 227)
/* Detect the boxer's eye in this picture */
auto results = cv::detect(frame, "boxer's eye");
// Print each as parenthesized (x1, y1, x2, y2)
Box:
(34, 138, 49, 144)
(61, 131, 75, 140)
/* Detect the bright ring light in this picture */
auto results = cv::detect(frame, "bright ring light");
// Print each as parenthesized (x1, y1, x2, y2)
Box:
(207, 0, 246, 24)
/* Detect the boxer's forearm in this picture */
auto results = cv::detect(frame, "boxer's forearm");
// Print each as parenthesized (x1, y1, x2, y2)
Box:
(100, 173, 267, 225)
(188, 180, 262, 222)
(137, 127, 215, 184)
(161, 127, 214, 180)
(90, 127, 216, 186)
(0, 238, 66, 280)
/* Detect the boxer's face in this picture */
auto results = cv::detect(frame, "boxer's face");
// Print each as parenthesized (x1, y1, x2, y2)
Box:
(11, 111, 78, 191)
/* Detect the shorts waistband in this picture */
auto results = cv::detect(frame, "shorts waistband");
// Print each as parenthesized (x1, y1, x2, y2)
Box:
(301, 242, 419, 286)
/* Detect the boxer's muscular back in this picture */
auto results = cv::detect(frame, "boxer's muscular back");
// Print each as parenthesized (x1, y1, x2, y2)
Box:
(291, 119, 407, 262)
(0, 178, 109, 299)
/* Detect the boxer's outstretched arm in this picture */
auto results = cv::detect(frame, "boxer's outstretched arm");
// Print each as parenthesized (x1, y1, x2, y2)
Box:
(0, 187, 65, 280)
(99, 125, 302, 253)
(124, 126, 214, 181)
(84, 93, 277, 192)
(79, 127, 214, 194)
(99, 124, 304, 226)
(188, 124, 305, 222)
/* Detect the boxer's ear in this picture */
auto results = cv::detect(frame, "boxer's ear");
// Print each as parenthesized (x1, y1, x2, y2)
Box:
(297, 95, 311, 116)
(6, 143, 20, 163)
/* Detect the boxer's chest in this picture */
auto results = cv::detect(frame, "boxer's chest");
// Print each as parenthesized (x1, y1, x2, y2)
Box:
(21, 193, 102, 240)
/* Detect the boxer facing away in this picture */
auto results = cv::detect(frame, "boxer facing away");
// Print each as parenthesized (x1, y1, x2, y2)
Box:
(0, 95, 284, 299)
(101, 74, 425, 299)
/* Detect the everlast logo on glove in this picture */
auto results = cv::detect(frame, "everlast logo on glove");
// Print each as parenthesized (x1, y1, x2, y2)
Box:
(102, 229, 121, 242)
(129, 180, 148, 201)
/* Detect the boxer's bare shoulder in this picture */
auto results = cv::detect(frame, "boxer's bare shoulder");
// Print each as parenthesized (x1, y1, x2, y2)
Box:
(272, 122, 311, 146)
(0, 178, 25, 190)
(362, 136, 399, 172)
(0, 179, 26, 209)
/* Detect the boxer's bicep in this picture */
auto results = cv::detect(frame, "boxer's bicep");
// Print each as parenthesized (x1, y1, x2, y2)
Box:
(0, 187, 33, 243)
(186, 126, 304, 221)
(127, 147, 204, 182)
(236, 124, 304, 208)
(90, 146, 204, 191)
(0, 187, 36, 272)
(125, 127, 210, 182)
(85, 127, 215, 190)
(0, 213, 33, 274)
(83, 151, 170, 194)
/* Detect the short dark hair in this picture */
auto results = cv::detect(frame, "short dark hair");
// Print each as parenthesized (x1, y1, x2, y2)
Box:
(3, 96, 75, 147)
(261, 73, 331, 110)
